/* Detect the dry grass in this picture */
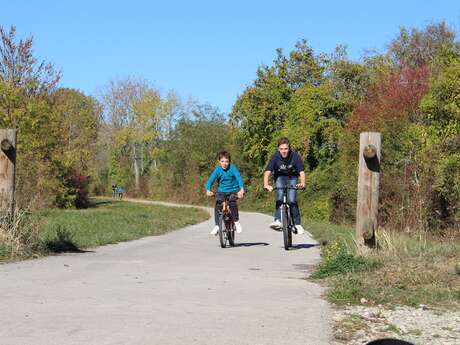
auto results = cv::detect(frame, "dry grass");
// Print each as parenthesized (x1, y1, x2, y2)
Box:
(308, 222, 460, 309)
(0, 208, 42, 259)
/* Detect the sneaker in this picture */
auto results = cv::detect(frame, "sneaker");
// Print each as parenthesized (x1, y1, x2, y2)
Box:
(269, 220, 282, 231)
(234, 221, 243, 234)
(210, 225, 219, 235)
(294, 224, 305, 235)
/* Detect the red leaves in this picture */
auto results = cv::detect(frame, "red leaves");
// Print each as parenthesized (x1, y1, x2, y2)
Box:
(348, 65, 430, 132)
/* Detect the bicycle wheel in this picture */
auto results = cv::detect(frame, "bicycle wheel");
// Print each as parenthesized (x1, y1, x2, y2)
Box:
(218, 214, 227, 248)
(287, 211, 293, 248)
(227, 222, 235, 247)
(281, 205, 290, 250)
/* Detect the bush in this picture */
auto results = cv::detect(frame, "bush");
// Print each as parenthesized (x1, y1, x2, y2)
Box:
(0, 209, 42, 259)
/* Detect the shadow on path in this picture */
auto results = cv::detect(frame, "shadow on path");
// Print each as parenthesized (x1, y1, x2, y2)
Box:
(288, 243, 318, 250)
(234, 242, 270, 247)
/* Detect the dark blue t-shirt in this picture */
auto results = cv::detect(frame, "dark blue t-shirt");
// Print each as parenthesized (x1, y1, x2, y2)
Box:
(265, 150, 305, 179)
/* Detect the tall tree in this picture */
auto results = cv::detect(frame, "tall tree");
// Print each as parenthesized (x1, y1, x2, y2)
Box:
(102, 78, 178, 193)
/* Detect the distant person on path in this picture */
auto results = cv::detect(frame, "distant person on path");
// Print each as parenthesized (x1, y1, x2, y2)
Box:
(112, 183, 117, 198)
(263, 137, 307, 235)
(205, 151, 245, 235)
(117, 186, 125, 199)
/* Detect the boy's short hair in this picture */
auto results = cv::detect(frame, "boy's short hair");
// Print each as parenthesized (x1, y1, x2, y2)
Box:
(218, 150, 231, 162)
(277, 137, 290, 147)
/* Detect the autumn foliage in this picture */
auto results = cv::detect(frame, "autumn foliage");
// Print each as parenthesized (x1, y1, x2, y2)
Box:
(348, 65, 430, 132)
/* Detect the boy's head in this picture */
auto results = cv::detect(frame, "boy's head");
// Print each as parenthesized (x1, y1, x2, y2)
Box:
(218, 150, 231, 169)
(277, 137, 290, 158)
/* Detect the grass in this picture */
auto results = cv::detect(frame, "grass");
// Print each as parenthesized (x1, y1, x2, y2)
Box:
(306, 221, 460, 309)
(0, 199, 209, 262)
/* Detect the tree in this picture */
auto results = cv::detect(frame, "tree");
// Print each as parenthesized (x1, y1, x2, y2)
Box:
(102, 77, 178, 193)
(0, 25, 60, 96)
(388, 21, 459, 67)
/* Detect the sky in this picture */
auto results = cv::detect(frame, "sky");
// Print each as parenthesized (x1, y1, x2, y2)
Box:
(1, 0, 460, 113)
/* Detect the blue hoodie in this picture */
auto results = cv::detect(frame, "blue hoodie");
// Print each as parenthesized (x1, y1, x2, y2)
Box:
(205, 164, 244, 193)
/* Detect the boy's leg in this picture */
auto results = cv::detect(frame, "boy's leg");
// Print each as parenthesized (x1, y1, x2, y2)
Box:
(228, 194, 242, 233)
(228, 194, 239, 222)
(210, 193, 224, 235)
(214, 193, 225, 225)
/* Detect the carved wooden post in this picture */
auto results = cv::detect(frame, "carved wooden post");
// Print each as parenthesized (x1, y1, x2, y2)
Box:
(0, 129, 17, 216)
(356, 132, 381, 253)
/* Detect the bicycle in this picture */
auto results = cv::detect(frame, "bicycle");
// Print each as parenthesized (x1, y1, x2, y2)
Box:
(273, 186, 302, 250)
(212, 193, 237, 248)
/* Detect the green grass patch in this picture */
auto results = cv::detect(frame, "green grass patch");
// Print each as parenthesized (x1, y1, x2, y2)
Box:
(39, 199, 209, 250)
(1, 199, 208, 262)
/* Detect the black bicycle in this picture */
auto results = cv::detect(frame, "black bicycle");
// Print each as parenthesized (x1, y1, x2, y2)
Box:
(273, 186, 302, 250)
(216, 193, 236, 248)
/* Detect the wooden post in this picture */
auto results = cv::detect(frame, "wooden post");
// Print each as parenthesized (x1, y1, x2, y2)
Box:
(0, 129, 17, 216)
(356, 132, 381, 253)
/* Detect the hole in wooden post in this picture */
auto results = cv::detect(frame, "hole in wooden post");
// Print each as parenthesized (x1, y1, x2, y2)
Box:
(1, 139, 12, 153)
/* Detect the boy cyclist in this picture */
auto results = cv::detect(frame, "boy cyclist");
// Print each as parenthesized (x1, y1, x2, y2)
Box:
(205, 151, 245, 235)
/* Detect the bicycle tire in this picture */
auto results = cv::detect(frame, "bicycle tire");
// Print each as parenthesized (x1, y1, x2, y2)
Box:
(287, 213, 293, 248)
(218, 214, 227, 248)
(228, 222, 235, 247)
(281, 205, 290, 250)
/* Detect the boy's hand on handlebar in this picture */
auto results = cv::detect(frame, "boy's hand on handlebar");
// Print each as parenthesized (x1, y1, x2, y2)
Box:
(237, 190, 244, 199)
(206, 190, 214, 197)
(264, 185, 273, 192)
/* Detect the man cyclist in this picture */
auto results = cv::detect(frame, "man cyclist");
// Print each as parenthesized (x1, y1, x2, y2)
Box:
(263, 137, 307, 235)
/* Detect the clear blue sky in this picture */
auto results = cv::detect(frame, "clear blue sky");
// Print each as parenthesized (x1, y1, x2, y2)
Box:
(2, 0, 460, 113)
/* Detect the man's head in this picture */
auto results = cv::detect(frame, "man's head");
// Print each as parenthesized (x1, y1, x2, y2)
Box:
(277, 137, 290, 158)
(218, 150, 231, 169)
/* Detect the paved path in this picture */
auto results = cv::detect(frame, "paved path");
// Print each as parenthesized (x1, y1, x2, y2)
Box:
(0, 200, 332, 345)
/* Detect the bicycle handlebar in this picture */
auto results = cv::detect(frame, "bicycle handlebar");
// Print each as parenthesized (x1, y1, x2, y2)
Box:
(266, 186, 305, 191)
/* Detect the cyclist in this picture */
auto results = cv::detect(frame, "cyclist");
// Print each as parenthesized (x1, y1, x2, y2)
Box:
(263, 137, 306, 235)
(205, 151, 245, 235)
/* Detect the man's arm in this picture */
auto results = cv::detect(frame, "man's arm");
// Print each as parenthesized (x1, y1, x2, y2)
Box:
(263, 171, 273, 191)
(297, 171, 306, 189)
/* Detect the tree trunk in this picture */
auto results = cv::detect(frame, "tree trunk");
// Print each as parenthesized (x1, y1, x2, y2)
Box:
(132, 144, 140, 193)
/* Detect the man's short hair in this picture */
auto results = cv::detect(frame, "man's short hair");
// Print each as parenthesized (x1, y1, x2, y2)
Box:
(218, 150, 231, 162)
(277, 137, 290, 147)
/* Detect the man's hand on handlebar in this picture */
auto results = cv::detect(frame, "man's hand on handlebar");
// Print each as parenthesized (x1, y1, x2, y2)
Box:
(264, 185, 273, 192)
(237, 189, 244, 199)
(296, 182, 306, 190)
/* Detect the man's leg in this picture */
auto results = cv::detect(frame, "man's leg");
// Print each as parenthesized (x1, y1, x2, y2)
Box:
(270, 177, 285, 230)
(287, 177, 300, 225)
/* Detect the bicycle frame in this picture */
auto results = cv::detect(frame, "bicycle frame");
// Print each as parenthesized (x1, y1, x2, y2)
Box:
(274, 186, 299, 250)
(215, 193, 236, 248)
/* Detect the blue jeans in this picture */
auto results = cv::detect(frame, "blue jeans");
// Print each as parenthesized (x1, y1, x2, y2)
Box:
(275, 176, 301, 225)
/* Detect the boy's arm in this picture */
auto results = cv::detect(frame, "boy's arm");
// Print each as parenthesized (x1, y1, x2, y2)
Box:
(232, 165, 245, 198)
(205, 167, 219, 194)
